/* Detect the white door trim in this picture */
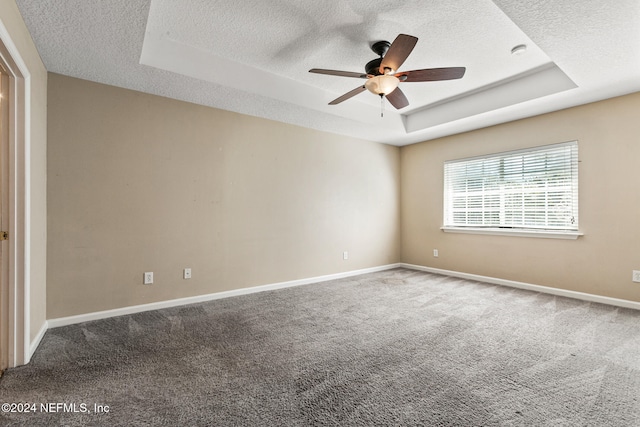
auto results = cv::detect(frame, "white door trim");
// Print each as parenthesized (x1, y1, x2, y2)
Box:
(0, 19, 30, 368)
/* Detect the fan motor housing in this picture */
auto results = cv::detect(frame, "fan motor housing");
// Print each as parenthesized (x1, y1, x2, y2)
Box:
(365, 58, 383, 76)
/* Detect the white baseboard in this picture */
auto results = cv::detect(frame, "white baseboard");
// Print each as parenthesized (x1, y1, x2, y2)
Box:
(400, 263, 640, 311)
(37, 262, 640, 349)
(28, 320, 49, 362)
(47, 263, 402, 329)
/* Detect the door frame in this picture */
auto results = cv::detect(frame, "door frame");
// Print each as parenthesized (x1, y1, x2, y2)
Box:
(0, 21, 29, 368)
(0, 62, 9, 373)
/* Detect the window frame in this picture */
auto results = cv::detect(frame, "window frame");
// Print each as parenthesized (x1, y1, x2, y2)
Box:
(442, 141, 582, 239)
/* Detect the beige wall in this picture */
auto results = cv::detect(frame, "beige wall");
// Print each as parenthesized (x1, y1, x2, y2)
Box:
(401, 92, 640, 302)
(0, 2, 47, 344)
(45, 71, 640, 317)
(47, 74, 400, 318)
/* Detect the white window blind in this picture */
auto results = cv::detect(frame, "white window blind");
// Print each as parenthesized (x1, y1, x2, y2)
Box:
(443, 141, 578, 231)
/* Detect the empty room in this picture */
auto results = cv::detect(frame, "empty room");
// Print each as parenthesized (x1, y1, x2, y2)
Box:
(0, 0, 639, 425)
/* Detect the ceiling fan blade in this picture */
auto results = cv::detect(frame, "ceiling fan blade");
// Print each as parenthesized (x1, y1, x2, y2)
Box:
(386, 87, 409, 109)
(380, 34, 418, 74)
(309, 68, 368, 79)
(398, 67, 466, 82)
(329, 86, 366, 105)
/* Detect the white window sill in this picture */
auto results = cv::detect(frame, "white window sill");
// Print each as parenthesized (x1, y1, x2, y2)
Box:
(440, 226, 583, 240)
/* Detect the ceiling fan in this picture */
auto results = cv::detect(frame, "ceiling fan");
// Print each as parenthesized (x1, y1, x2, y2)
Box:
(309, 34, 466, 110)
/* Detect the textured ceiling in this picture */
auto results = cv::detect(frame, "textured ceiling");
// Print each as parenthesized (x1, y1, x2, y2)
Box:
(15, 0, 640, 146)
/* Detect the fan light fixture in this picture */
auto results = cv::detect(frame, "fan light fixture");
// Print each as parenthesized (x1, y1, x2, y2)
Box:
(365, 74, 399, 95)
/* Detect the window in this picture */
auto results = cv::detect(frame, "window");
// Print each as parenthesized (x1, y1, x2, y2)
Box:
(443, 141, 579, 237)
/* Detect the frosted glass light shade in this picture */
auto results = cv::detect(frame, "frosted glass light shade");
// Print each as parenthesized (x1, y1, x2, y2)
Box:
(365, 75, 400, 95)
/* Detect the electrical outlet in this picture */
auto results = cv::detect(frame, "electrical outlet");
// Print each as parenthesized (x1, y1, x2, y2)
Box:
(183, 268, 191, 279)
(633, 270, 640, 283)
(433, 249, 439, 257)
(144, 272, 153, 285)
(343, 251, 349, 260)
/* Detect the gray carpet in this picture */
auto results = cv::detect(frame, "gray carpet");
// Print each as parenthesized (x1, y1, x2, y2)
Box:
(1, 268, 639, 426)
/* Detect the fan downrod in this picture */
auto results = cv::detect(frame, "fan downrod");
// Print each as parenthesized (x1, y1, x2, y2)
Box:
(365, 41, 391, 76)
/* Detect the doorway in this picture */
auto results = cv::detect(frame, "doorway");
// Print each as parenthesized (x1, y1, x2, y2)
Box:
(0, 29, 27, 369)
(0, 64, 8, 375)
